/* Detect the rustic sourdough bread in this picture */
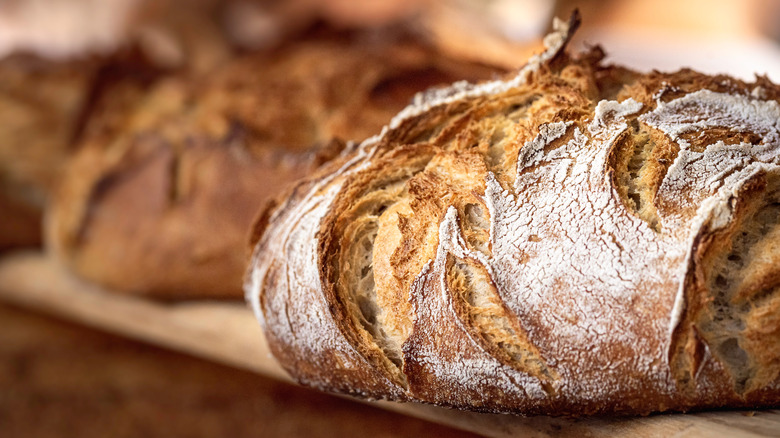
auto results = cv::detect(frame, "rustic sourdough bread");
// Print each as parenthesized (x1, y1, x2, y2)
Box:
(48, 30, 500, 299)
(245, 15, 780, 414)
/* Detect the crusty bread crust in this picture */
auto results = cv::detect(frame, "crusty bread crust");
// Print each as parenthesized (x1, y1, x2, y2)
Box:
(246, 16, 780, 414)
(48, 32, 501, 299)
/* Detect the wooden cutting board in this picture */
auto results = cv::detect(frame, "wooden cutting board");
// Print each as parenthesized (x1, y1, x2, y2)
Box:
(1, 251, 778, 438)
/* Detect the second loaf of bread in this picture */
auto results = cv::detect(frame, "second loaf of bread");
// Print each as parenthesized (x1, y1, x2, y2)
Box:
(245, 16, 780, 415)
(47, 30, 499, 299)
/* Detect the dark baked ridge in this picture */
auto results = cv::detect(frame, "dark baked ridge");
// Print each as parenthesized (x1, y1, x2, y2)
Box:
(246, 17, 780, 414)
(48, 32, 500, 299)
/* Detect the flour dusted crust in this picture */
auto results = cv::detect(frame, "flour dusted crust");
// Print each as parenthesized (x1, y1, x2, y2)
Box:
(246, 15, 780, 415)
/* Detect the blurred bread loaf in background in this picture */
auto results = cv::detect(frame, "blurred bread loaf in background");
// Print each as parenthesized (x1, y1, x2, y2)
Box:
(0, 0, 506, 297)
(43, 20, 503, 299)
(0, 0, 229, 252)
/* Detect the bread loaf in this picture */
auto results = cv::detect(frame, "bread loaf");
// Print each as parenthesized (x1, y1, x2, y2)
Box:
(48, 31, 500, 299)
(0, 0, 234, 252)
(245, 15, 780, 415)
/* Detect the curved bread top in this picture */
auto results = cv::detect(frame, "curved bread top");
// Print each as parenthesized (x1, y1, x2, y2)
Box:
(246, 17, 780, 414)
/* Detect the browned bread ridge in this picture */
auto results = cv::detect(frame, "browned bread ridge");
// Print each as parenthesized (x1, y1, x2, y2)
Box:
(245, 15, 780, 415)
(47, 32, 501, 299)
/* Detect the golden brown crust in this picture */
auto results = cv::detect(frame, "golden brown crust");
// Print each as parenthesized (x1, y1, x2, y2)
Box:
(48, 32, 502, 299)
(246, 20, 780, 415)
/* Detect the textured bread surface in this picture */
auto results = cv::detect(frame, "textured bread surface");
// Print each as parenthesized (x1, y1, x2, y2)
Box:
(245, 16, 780, 415)
(48, 31, 500, 299)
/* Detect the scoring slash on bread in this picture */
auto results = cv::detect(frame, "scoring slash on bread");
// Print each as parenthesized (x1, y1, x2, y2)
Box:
(245, 12, 780, 415)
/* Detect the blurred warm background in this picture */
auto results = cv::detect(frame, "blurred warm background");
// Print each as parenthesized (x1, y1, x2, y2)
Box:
(1, 1, 779, 437)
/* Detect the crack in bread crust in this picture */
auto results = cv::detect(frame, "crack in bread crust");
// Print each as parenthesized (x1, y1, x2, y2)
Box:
(674, 171, 780, 395)
(319, 146, 438, 389)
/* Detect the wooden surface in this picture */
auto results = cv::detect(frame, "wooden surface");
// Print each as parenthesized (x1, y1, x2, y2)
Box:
(1, 252, 779, 438)
(0, 301, 480, 438)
